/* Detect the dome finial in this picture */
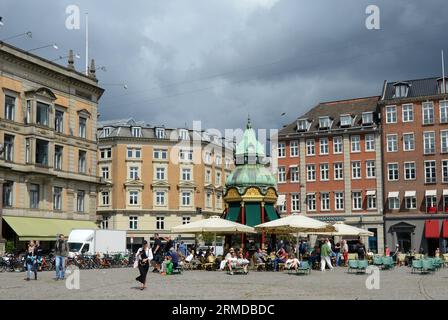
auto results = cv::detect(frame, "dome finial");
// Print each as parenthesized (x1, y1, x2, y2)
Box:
(246, 114, 252, 129)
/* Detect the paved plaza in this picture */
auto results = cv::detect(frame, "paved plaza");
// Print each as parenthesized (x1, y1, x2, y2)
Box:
(1, 266, 447, 300)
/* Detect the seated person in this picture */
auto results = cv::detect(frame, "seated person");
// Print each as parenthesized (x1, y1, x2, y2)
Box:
(169, 247, 179, 269)
(220, 248, 234, 270)
(273, 248, 287, 271)
(253, 248, 266, 264)
(227, 251, 238, 275)
(160, 254, 171, 275)
(165, 255, 174, 275)
(285, 253, 301, 271)
(236, 252, 249, 274)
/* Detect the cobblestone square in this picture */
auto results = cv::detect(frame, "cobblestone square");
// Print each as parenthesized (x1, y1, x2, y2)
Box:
(1, 267, 447, 300)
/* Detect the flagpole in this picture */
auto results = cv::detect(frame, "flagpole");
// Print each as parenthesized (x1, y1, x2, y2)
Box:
(85, 12, 89, 75)
(442, 50, 446, 94)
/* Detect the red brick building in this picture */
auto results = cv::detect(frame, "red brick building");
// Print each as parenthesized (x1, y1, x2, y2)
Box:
(380, 77, 448, 255)
(276, 97, 384, 253)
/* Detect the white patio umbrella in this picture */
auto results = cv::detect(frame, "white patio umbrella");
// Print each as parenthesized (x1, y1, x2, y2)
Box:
(308, 221, 374, 237)
(254, 213, 335, 247)
(171, 215, 255, 250)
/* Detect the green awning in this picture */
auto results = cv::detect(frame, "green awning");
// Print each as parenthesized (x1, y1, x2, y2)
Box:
(265, 204, 279, 222)
(3, 216, 97, 241)
(245, 202, 261, 227)
(225, 204, 240, 222)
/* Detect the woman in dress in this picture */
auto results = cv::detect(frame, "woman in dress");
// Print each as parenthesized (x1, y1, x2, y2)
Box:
(135, 240, 153, 290)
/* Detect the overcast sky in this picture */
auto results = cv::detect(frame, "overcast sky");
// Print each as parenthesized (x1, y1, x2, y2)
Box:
(2, 0, 448, 131)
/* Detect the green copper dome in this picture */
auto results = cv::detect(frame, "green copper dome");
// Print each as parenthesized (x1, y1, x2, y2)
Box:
(225, 118, 276, 189)
(225, 164, 276, 188)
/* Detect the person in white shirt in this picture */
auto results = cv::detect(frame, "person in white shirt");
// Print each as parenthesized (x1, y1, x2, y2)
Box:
(135, 240, 153, 290)
(285, 253, 301, 271)
(220, 248, 235, 270)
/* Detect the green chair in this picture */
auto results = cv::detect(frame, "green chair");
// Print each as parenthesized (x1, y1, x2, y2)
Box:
(422, 259, 435, 273)
(432, 258, 442, 271)
(373, 256, 383, 267)
(348, 260, 359, 273)
(296, 261, 311, 275)
(382, 256, 394, 270)
(411, 259, 423, 273)
(357, 260, 369, 273)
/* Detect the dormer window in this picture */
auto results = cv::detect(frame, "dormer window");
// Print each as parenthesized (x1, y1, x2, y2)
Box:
(319, 116, 331, 129)
(102, 127, 111, 137)
(179, 129, 189, 140)
(155, 128, 165, 139)
(297, 119, 309, 131)
(131, 127, 142, 137)
(340, 114, 352, 127)
(362, 112, 373, 125)
(393, 82, 410, 98)
(437, 77, 448, 94)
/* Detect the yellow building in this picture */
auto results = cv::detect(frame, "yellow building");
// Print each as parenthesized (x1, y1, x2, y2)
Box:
(0, 43, 104, 252)
(97, 119, 233, 249)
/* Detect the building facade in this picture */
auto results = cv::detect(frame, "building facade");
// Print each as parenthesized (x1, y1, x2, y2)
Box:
(380, 77, 448, 255)
(96, 119, 233, 250)
(276, 97, 384, 253)
(0, 44, 104, 253)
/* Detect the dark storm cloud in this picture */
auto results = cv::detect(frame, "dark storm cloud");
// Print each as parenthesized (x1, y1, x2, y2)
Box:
(1, 0, 448, 131)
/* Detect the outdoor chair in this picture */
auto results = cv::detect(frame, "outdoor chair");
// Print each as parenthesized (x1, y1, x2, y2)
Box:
(421, 259, 435, 273)
(443, 254, 448, 268)
(431, 258, 442, 271)
(397, 253, 406, 266)
(373, 256, 383, 267)
(347, 260, 359, 273)
(411, 259, 423, 274)
(348, 253, 358, 261)
(381, 256, 394, 270)
(172, 265, 183, 275)
(203, 256, 216, 271)
(255, 262, 266, 271)
(297, 261, 311, 275)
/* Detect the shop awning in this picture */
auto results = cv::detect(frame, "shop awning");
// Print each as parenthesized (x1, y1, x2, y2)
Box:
(404, 190, 416, 197)
(425, 190, 437, 196)
(443, 189, 448, 196)
(3, 216, 97, 241)
(245, 202, 261, 227)
(225, 204, 240, 223)
(388, 191, 399, 198)
(366, 190, 376, 196)
(264, 204, 280, 222)
(425, 220, 440, 239)
(443, 220, 448, 238)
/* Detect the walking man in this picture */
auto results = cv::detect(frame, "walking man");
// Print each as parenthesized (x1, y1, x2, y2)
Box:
(320, 238, 333, 271)
(152, 233, 163, 273)
(54, 234, 69, 280)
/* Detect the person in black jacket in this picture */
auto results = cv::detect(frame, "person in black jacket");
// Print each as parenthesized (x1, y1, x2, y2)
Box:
(25, 241, 38, 281)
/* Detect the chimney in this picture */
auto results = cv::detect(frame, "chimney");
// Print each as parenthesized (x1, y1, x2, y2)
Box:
(88, 58, 96, 78)
(67, 49, 75, 70)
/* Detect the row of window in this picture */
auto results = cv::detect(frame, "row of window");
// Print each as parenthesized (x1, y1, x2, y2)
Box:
(99, 147, 232, 168)
(2, 182, 86, 212)
(100, 165, 224, 185)
(101, 126, 191, 140)
(278, 160, 376, 183)
(386, 130, 448, 154)
(278, 191, 377, 212)
(385, 101, 448, 125)
(296, 112, 374, 132)
(277, 134, 375, 158)
(387, 194, 448, 213)
(387, 160, 448, 183)
(4, 95, 88, 138)
(99, 189, 222, 208)
(119, 215, 192, 231)
(3, 134, 88, 173)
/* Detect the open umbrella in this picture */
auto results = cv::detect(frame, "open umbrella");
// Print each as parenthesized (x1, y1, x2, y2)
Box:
(254, 213, 335, 248)
(171, 215, 255, 250)
(307, 221, 374, 237)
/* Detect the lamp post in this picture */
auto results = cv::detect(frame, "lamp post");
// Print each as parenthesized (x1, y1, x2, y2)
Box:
(1, 31, 32, 42)
(52, 53, 80, 62)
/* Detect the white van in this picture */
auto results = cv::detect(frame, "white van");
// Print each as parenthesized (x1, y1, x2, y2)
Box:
(68, 229, 126, 257)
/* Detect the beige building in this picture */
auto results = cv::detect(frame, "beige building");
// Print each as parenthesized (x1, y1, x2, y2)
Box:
(0, 43, 104, 253)
(97, 119, 233, 249)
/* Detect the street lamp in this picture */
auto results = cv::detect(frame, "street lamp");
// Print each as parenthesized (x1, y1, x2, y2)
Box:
(1, 31, 32, 42)
(102, 83, 128, 89)
(27, 43, 58, 53)
(95, 66, 107, 72)
(0, 17, 4, 27)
